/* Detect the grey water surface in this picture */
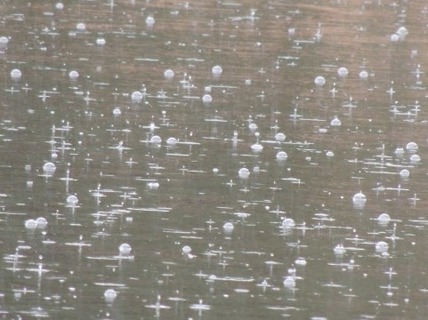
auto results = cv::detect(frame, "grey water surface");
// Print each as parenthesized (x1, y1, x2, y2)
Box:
(1, 0, 428, 319)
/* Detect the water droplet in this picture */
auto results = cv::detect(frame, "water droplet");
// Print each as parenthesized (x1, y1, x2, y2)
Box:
(352, 192, 367, 208)
(377, 213, 391, 226)
(76, 23, 86, 31)
(282, 218, 295, 229)
(150, 135, 162, 144)
(145, 16, 155, 27)
(96, 38, 106, 46)
(166, 137, 178, 146)
(212, 65, 223, 77)
(330, 117, 341, 126)
(182, 246, 192, 254)
(406, 142, 418, 152)
(104, 289, 117, 302)
(314, 76, 326, 86)
(164, 69, 174, 80)
(359, 70, 369, 80)
(337, 67, 348, 77)
(238, 168, 250, 179)
(275, 132, 286, 142)
(202, 94, 212, 104)
(113, 107, 121, 116)
(119, 243, 132, 254)
(68, 70, 79, 80)
(276, 151, 288, 161)
(67, 195, 79, 206)
(131, 91, 143, 103)
(375, 241, 389, 253)
(43, 162, 56, 175)
(10, 69, 22, 80)
(283, 276, 296, 288)
(55, 3, 64, 10)
(223, 222, 234, 233)
(25, 219, 38, 229)
(36, 217, 48, 228)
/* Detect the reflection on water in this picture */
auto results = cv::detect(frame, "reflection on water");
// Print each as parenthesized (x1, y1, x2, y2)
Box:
(2, 0, 428, 318)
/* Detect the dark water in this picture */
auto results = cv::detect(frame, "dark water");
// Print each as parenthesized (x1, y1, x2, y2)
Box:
(2, 0, 428, 319)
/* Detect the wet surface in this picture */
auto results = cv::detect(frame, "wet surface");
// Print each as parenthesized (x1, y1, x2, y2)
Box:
(2, 0, 428, 319)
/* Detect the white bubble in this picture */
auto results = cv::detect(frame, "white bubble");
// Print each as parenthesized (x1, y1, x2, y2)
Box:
(36, 217, 48, 228)
(248, 123, 258, 131)
(96, 38, 106, 46)
(330, 117, 341, 126)
(390, 33, 399, 42)
(275, 132, 286, 142)
(406, 142, 418, 152)
(68, 70, 79, 80)
(375, 241, 389, 253)
(326, 150, 334, 157)
(314, 76, 326, 86)
(104, 289, 117, 302)
(147, 181, 160, 190)
(212, 65, 223, 76)
(352, 192, 366, 208)
(182, 245, 192, 254)
(396, 26, 408, 40)
(282, 218, 295, 229)
(283, 276, 296, 288)
(113, 107, 121, 116)
(67, 195, 79, 206)
(55, 3, 64, 10)
(164, 69, 174, 80)
(150, 135, 162, 144)
(25, 219, 38, 229)
(223, 222, 234, 233)
(119, 243, 132, 254)
(131, 91, 143, 103)
(276, 151, 288, 161)
(76, 23, 86, 31)
(202, 94, 212, 104)
(238, 168, 250, 179)
(10, 69, 22, 80)
(399, 169, 410, 178)
(251, 143, 263, 152)
(359, 70, 369, 80)
(43, 162, 56, 175)
(377, 213, 391, 225)
(333, 244, 346, 255)
(166, 137, 178, 146)
(145, 16, 155, 26)
(410, 154, 421, 163)
(337, 67, 349, 77)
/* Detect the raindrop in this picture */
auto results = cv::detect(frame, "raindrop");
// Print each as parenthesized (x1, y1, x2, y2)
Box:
(113, 107, 121, 116)
(119, 243, 132, 255)
(10, 69, 22, 80)
(212, 65, 223, 76)
(0, 36, 9, 45)
(276, 151, 288, 161)
(25, 219, 38, 229)
(410, 154, 421, 163)
(238, 168, 250, 179)
(68, 70, 79, 80)
(314, 76, 326, 86)
(248, 123, 258, 131)
(251, 142, 263, 152)
(131, 91, 143, 103)
(164, 69, 174, 80)
(396, 26, 408, 40)
(337, 67, 349, 77)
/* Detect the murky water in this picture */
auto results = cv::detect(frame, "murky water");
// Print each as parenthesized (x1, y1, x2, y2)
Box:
(2, 0, 428, 319)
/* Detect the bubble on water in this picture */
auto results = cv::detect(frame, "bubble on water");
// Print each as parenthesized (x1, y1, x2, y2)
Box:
(251, 143, 263, 152)
(166, 137, 178, 146)
(36, 217, 48, 228)
(326, 151, 334, 157)
(399, 169, 410, 178)
(147, 181, 160, 190)
(352, 192, 366, 208)
(202, 94, 212, 104)
(377, 213, 391, 226)
(238, 168, 250, 179)
(119, 243, 132, 254)
(334, 244, 346, 255)
(67, 195, 79, 206)
(406, 142, 418, 152)
(146, 16, 155, 27)
(182, 246, 192, 254)
(68, 70, 79, 80)
(10, 69, 22, 80)
(248, 123, 258, 131)
(375, 241, 389, 253)
(25, 219, 38, 229)
(295, 257, 307, 266)
(283, 276, 296, 288)
(390, 33, 400, 42)
(223, 222, 234, 233)
(0, 36, 9, 46)
(96, 38, 106, 46)
(396, 26, 408, 40)
(359, 70, 369, 80)
(394, 147, 404, 156)
(164, 69, 174, 80)
(76, 23, 86, 31)
(131, 91, 143, 103)
(113, 107, 121, 116)
(55, 3, 64, 10)
(104, 289, 117, 302)
(410, 154, 421, 163)
(275, 132, 286, 142)
(330, 117, 341, 126)
(337, 67, 348, 77)
(282, 218, 295, 229)
(314, 76, 326, 86)
(43, 162, 56, 175)
(212, 65, 223, 76)
(150, 135, 162, 144)
(276, 151, 288, 161)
